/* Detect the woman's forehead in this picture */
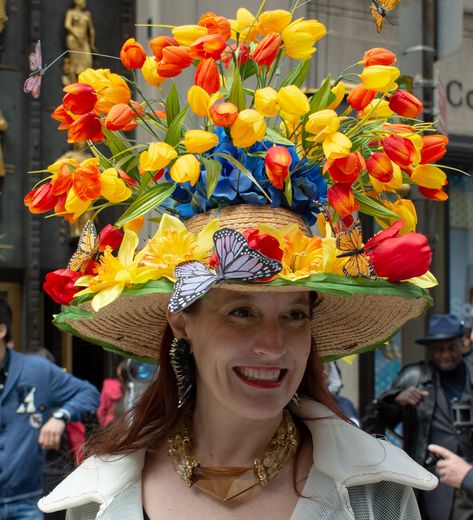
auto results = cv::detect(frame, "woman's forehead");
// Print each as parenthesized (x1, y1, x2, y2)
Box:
(205, 288, 311, 305)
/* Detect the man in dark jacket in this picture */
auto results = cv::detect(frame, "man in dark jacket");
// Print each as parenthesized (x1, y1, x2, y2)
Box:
(378, 314, 473, 520)
(0, 300, 100, 519)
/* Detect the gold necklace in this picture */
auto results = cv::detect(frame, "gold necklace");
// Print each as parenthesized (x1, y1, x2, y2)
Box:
(168, 410, 298, 502)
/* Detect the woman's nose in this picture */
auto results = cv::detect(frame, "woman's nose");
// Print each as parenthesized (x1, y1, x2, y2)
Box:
(252, 320, 286, 358)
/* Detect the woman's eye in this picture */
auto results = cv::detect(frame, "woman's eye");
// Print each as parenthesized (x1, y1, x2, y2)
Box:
(287, 311, 309, 321)
(230, 308, 252, 318)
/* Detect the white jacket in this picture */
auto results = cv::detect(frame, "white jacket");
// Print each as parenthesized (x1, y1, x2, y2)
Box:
(39, 401, 437, 519)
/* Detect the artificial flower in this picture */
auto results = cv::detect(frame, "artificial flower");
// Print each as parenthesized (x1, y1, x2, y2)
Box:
(230, 109, 266, 148)
(259, 9, 292, 35)
(347, 84, 376, 111)
(420, 134, 448, 164)
(78, 68, 131, 113)
(62, 83, 97, 115)
(120, 38, 146, 69)
(188, 85, 212, 117)
(230, 8, 259, 42)
(64, 189, 93, 221)
(370, 161, 402, 193)
(410, 164, 447, 189)
(327, 183, 359, 223)
(389, 90, 423, 118)
(71, 163, 102, 201)
(172, 24, 208, 46)
(141, 56, 166, 88)
(191, 34, 227, 60)
(327, 82, 346, 110)
(99, 168, 133, 203)
(279, 228, 324, 280)
(366, 152, 393, 182)
(170, 154, 201, 186)
(325, 152, 364, 185)
(194, 58, 220, 94)
(210, 102, 238, 127)
(24, 183, 58, 214)
(182, 130, 219, 154)
(67, 112, 104, 143)
(198, 12, 231, 40)
(157, 46, 193, 78)
(97, 224, 124, 251)
(51, 104, 74, 130)
(254, 87, 279, 117)
(382, 135, 418, 169)
(265, 146, 292, 189)
(139, 142, 177, 172)
(305, 109, 339, 141)
(243, 228, 283, 261)
(360, 65, 400, 92)
(43, 269, 80, 305)
(361, 48, 397, 67)
(149, 36, 178, 61)
(322, 132, 352, 162)
(104, 103, 137, 131)
(376, 199, 417, 234)
(221, 43, 249, 67)
(418, 186, 449, 201)
(359, 98, 394, 119)
(281, 19, 327, 60)
(251, 32, 281, 67)
(277, 85, 310, 117)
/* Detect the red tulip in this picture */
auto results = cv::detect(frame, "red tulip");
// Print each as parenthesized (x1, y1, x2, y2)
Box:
(347, 84, 376, 111)
(366, 152, 393, 182)
(221, 43, 249, 68)
(327, 183, 359, 224)
(43, 269, 80, 305)
(265, 146, 292, 189)
(251, 32, 281, 67)
(194, 58, 220, 94)
(63, 83, 97, 115)
(243, 228, 283, 261)
(67, 112, 104, 143)
(389, 90, 423, 118)
(149, 36, 179, 61)
(97, 224, 124, 251)
(198, 12, 231, 40)
(210, 102, 238, 127)
(120, 38, 147, 69)
(191, 34, 227, 60)
(382, 135, 417, 169)
(157, 46, 193, 78)
(104, 103, 137, 131)
(420, 134, 448, 164)
(24, 183, 58, 214)
(365, 220, 432, 282)
(361, 48, 397, 67)
(418, 185, 448, 201)
(325, 152, 365, 185)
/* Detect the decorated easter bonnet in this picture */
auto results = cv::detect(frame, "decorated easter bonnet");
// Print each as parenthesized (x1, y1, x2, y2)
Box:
(25, 3, 449, 361)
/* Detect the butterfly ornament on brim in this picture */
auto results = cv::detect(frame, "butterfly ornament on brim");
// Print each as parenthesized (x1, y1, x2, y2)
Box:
(336, 219, 377, 280)
(23, 41, 44, 99)
(168, 228, 282, 313)
(67, 220, 100, 274)
(370, 0, 399, 33)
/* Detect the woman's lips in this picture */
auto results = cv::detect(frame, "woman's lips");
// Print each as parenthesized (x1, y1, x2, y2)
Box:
(233, 366, 287, 389)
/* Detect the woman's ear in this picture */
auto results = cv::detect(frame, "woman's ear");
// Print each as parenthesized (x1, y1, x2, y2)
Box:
(166, 310, 189, 340)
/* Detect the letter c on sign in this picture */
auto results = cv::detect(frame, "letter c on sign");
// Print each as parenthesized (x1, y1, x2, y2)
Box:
(447, 80, 463, 107)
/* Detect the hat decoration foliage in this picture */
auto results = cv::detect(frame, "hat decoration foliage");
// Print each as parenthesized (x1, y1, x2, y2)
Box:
(24, 1, 447, 317)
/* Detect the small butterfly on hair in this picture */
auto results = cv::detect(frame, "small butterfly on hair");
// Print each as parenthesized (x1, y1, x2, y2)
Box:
(370, 0, 399, 33)
(335, 219, 377, 280)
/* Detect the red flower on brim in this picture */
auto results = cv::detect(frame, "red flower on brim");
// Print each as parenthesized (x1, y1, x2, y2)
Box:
(98, 224, 124, 251)
(43, 269, 80, 305)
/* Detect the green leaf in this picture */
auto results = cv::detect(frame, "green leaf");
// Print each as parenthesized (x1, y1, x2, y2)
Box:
(310, 75, 332, 112)
(280, 60, 311, 88)
(284, 175, 293, 206)
(165, 106, 188, 147)
(265, 127, 294, 147)
(354, 191, 399, 221)
(240, 60, 258, 81)
(213, 152, 270, 202)
(165, 83, 180, 124)
(55, 305, 94, 322)
(115, 183, 176, 226)
(202, 157, 222, 199)
(229, 67, 246, 111)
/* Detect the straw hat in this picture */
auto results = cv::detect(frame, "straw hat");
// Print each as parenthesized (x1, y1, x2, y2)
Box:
(55, 205, 431, 360)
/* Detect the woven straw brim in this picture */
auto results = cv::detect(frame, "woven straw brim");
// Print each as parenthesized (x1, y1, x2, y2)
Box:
(55, 205, 430, 360)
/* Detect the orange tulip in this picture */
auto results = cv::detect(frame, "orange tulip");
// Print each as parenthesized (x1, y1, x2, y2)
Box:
(327, 183, 359, 223)
(51, 163, 74, 195)
(149, 36, 178, 61)
(190, 34, 227, 60)
(120, 38, 146, 70)
(72, 164, 102, 201)
(251, 33, 281, 67)
(361, 48, 397, 67)
(265, 146, 292, 189)
(24, 183, 58, 214)
(418, 185, 448, 201)
(382, 135, 417, 169)
(53, 195, 75, 223)
(198, 12, 231, 40)
(51, 104, 73, 130)
(389, 90, 423, 118)
(366, 152, 393, 182)
(410, 164, 447, 190)
(63, 83, 97, 115)
(67, 112, 104, 143)
(157, 46, 193, 78)
(325, 152, 365, 185)
(210, 102, 238, 127)
(194, 58, 220, 94)
(420, 134, 448, 164)
(104, 103, 137, 131)
(347, 84, 376, 111)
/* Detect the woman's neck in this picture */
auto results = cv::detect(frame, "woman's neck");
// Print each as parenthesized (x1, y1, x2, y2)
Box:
(191, 395, 283, 467)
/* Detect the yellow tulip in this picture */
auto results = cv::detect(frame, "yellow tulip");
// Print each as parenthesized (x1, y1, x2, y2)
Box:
(188, 85, 211, 117)
(141, 56, 166, 88)
(376, 199, 417, 234)
(230, 8, 259, 42)
(64, 189, 91, 221)
(230, 109, 267, 148)
(322, 132, 352, 162)
(254, 87, 279, 117)
(327, 82, 346, 110)
(277, 85, 310, 117)
(360, 65, 400, 93)
(359, 99, 394, 119)
(258, 9, 292, 35)
(370, 161, 403, 192)
(140, 142, 177, 172)
(181, 130, 219, 154)
(172, 25, 208, 46)
(78, 68, 131, 113)
(100, 168, 132, 203)
(170, 154, 201, 186)
(281, 18, 327, 60)
(305, 109, 339, 141)
(411, 164, 447, 189)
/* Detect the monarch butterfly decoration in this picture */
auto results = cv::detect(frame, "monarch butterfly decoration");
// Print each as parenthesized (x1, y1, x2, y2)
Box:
(370, 0, 400, 33)
(67, 220, 99, 273)
(336, 219, 377, 280)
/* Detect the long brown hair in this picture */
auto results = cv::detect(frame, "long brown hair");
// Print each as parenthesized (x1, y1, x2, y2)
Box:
(89, 323, 346, 457)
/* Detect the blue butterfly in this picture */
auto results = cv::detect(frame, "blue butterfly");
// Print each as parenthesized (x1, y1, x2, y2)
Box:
(168, 228, 282, 312)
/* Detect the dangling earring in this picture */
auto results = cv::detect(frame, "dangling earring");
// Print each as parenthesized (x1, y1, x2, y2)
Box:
(291, 392, 302, 407)
(169, 337, 195, 408)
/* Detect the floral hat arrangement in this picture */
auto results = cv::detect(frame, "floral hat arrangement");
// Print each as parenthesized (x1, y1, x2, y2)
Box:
(24, 1, 450, 361)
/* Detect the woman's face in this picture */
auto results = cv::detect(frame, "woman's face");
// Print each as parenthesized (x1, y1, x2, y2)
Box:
(169, 289, 312, 421)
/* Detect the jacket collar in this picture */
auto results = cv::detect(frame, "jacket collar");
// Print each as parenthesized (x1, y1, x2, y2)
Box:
(39, 400, 436, 513)
(0, 350, 24, 405)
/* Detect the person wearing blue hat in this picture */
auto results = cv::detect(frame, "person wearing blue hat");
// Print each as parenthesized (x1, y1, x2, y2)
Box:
(376, 314, 473, 520)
